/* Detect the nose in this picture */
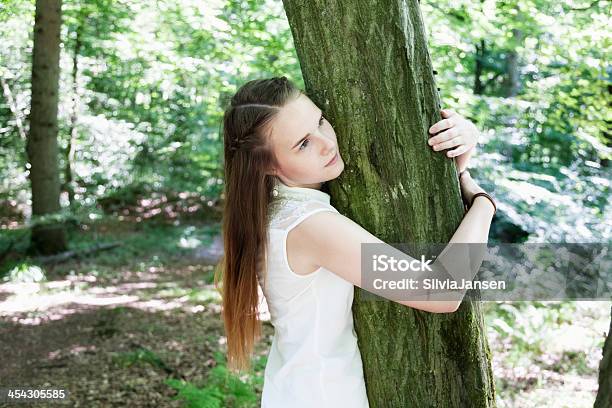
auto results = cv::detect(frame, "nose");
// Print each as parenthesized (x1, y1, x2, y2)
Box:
(314, 131, 335, 155)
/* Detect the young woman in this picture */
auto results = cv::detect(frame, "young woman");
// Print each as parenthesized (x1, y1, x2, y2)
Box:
(216, 76, 496, 407)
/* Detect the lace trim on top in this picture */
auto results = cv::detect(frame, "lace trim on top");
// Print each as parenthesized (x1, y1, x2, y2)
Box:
(268, 180, 334, 230)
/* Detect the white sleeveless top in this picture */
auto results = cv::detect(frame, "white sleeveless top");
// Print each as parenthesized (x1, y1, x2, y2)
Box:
(256, 181, 369, 408)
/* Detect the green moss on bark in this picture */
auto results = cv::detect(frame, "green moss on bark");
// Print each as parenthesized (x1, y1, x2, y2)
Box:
(283, 0, 495, 406)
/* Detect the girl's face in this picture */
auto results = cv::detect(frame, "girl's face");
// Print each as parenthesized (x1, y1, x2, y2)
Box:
(267, 93, 344, 189)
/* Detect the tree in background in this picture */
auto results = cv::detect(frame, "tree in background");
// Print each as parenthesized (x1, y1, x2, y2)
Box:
(282, 0, 494, 406)
(26, 0, 67, 254)
(60, 0, 132, 205)
(595, 307, 612, 408)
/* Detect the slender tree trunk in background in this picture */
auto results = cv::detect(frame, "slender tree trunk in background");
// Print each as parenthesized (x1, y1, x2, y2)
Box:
(602, 83, 611, 167)
(26, 0, 67, 255)
(502, 29, 522, 97)
(474, 39, 485, 95)
(64, 25, 81, 206)
(1, 71, 28, 196)
(595, 308, 612, 408)
(1, 73, 27, 140)
(282, 1, 495, 406)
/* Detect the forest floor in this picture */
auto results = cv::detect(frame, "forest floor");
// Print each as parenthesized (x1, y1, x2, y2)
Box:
(0, 217, 609, 407)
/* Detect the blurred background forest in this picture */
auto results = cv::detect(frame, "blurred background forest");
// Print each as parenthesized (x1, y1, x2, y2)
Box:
(0, 0, 610, 407)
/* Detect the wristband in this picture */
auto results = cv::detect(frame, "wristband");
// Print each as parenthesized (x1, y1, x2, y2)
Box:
(470, 192, 497, 215)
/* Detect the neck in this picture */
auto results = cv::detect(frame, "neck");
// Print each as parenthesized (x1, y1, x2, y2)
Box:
(280, 180, 322, 190)
(302, 182, 323, 190)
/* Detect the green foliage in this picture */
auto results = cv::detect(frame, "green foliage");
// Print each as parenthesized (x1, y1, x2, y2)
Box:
(487, 302, 576, 355)
(485, 301, 610, 405)
(96, 182, 155, 210)
(422, 0, 611, 232)
(63, 218, 218, 270)
(166, 379, 225, 408)
(0, 0, 609, 246)
(0, 1, 33, 204)
(112, 347, 171, 371)
(483, 301, 606, 377)
(165, 352, 262, 408)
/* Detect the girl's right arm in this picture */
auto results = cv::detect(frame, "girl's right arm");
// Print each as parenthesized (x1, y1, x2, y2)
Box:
(294, 172, 495, 313)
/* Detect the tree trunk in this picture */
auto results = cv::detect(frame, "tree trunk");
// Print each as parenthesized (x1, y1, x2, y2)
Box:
(595, 307, 612, 408)
(26, 0, 67, 255)
(64, 23, 81, 206)
(282, 1, 495, 406)
(474, 39, 485, 95)
(502, 29, 522, 98)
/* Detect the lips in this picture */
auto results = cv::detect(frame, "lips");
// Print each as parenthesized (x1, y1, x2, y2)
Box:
(325, 152, 338, 167)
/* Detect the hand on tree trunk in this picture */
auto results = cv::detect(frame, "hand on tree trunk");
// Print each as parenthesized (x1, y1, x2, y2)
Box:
(428, 109, 480, 172)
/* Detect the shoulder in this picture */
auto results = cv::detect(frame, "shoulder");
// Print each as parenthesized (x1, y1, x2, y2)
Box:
(292, 208, 345, 234)
(269, 199, 338, 231)
(290, 208, 382, 262)
(288, 207, 383, 286)
(293, 209, 376, 242)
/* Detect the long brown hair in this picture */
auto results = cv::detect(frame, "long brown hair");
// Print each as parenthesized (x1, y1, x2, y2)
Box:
(214, 77, 301, 372)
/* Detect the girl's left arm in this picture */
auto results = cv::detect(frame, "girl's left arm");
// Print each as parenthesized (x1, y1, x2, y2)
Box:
(427, 109, 480, 173)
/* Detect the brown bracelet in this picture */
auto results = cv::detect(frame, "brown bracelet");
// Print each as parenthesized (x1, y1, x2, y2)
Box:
(470, 192, 497, 215)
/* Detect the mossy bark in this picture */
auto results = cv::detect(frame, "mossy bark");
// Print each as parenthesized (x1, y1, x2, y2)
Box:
(282, 1, 495, 406)
(27, 0, 67, 254)
(595, 308, 612, 408)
